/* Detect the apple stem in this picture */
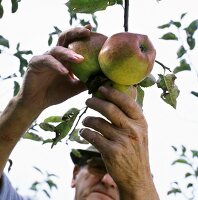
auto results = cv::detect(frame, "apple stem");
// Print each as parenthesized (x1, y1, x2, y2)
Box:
(124, 0, 129, 32)
(155, 60, 172, 73)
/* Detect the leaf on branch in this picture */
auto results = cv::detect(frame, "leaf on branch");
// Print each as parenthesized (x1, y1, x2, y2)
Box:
(66, 0, 123, 14)
(191, 91, 198, 97)
(187, 36, 195, 50)
(48, 26, 62, 46)
(69, 129, 89, 144)
(160, 32, 178, 40)
(23, 132, 44, 142)
(13, 81, 20, 96)
(46, 180, 58, 190)
(158, 20, 181, 29)
(167, 188, 182, 195)
(42, 189, 50, 198)
(171, 159, 191, 166)
(187, 183, 193, 188)
(39, 123, 56, 132)
(180, 12, 187, 20)
(0, 3, 3, 18)
(50, 108, 80, 147)
(11, 0, 18, 13)
(138, 74, 156, 87)
(177, 45, 186, 58)
(185, 19, 198, 36)
(173, 59, 191, 74)
(185, 172, 192, 178)
(191, 150, 198, 158)
(44, 116, 63, 123)
(136, 85, 144, 108)
(0, 35, 9, 48)
(157, 74, 180, 109)
(8, 159, 13, 173)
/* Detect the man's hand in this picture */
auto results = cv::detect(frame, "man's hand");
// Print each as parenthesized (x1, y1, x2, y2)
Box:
(19, 26, 92, 114)
(80, 86, 160, 200)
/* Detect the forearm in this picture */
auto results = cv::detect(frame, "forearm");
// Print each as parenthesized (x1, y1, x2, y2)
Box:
(0, 94, 41, 177)
(119, 178, 160, 200)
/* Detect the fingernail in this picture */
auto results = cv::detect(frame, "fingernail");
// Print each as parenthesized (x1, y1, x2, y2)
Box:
(73, 54, 84, 60)
(79, 128, 85, 135)
(98, 86, 107, 92)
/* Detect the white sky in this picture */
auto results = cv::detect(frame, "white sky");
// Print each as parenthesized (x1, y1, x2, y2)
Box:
(0, 0, 198, 200)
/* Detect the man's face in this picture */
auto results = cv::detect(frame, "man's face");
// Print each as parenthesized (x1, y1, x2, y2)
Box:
(71, 157, 120, 200)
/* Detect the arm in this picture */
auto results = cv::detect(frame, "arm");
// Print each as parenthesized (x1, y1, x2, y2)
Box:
(0, 26, 91, 177)
(80, 86, 160, 200)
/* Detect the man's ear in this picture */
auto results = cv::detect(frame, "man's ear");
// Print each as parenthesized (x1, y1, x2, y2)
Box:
(71, 165, 80, 188)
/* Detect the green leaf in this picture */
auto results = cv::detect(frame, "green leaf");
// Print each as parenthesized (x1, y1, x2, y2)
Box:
(158, 21, 181, 29)
(13, 81, 20, 96)
(71, 149, 82, 158)
(30, 181, 39, 191)
(172, 159, 191, 166)
(0, 35, 9, 48)
(11, 0, 18, 13)
(173, 59, 191, 74)
(44, 116, 63, 123)
(157, 74, 180, 109)
(187, 183, 193, 188)
(42, 189, 50, 198)
(138, 74, 156, 87)
(23, 132, 43, 142)
(160, 32, 178, 40)
(171, 146, 177, 152)
(185, 172, 192, 178)
(187, 36, 195, 50)
(180, 12, 187, 19)
(39, 122, 56, 132)
(158, 22, 171, 29)
(191, 150, 198, 158)
(69, 129, 89, 144)
(0, 3, 3, 18)
(62, 108, 80, 122)
(136, 85, 144, 108)
(177, 45, 186, 58)
(191, 91, 198, 97)
(66, 0, 123, 14)
(167, 188, 182, 195)
(185, 19, 198, 36)
(33, 166, 43, 174)
(181, 145, 186, 156)
(46, 180, 58, 190)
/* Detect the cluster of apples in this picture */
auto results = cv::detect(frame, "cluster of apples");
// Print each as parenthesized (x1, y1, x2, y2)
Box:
(68, 29, 156, 97)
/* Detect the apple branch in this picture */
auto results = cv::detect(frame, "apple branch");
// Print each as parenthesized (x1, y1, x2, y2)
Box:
(124, 0, 129, 32)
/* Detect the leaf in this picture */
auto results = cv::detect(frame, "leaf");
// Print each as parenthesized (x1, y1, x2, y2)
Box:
(138, 74, 156, 87)
(62, 108, 80, 122)
(167, 188, 182, 195)
(185, 172, 192, 178)
(46, 179, 58, 190)
(13, 81, 20, 96)
(136, 85, 144, 108)
(39, 122, 55, 132)
(177, 45, 186, 58)
(44, 116, 63, 123)
(157, 74, 180, 109)
(23, 132, 43, 142)
(160, 32, 178, 40)
(191, 150, 198, 158)
(187, 36, 195, 50)
(30, 181, 39, 191)
(8, 159, 13, 173)
(11, 0, 18, 13)
(42, 189, 51, 198)
(69, 129, 89, 144)
(66, 0, 123, 14)
(181, 12, 187, 19)
(0, 3, 3, 18)
(0, 35, 9, 48)
(187, 183, 193, 188)
(33, 166, 43, 174)
(171, 146, 177, 152)
(173, 59, 191, 74)
(181, 145, 186, 156)
(71, 149, 82, 158)
(172, 159, 191, 166)
(185, 19, 198, 36)
(191, 91, 198, 97)
(158, 21, 181, 29)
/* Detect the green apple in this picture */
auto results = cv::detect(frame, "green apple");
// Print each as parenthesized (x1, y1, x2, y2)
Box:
(68, 32, 107, 83)
(98, 32, 156, 85)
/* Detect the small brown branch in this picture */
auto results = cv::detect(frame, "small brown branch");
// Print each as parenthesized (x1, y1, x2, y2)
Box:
(124, 0, 129, 32)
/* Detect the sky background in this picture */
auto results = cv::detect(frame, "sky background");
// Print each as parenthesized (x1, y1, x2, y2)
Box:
(0, 0, 198, 199)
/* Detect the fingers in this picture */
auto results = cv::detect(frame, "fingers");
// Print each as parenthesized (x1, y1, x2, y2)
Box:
(57, 26, 91, 47)
(46, 46, 84, 64)
(82, 116, 121, 140)
(97, 86, 144, 120)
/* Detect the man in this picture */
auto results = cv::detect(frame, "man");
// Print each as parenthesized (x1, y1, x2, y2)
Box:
(0, 25, 160, 200)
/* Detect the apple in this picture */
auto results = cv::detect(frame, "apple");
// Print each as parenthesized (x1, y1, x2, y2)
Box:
(68, 32, 107, 83)
(98, 32, 156, 85)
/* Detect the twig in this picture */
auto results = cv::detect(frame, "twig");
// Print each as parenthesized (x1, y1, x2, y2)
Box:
(67, 106, 88, 142)
(124, 0, 129, 32)
(155, 60, 172, 74)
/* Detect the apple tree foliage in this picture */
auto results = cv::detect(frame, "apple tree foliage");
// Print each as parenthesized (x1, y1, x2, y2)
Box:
(0, 1, 198, 199)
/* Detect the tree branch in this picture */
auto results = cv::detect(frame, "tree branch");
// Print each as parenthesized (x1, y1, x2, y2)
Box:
(124, 0, 129, 32)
